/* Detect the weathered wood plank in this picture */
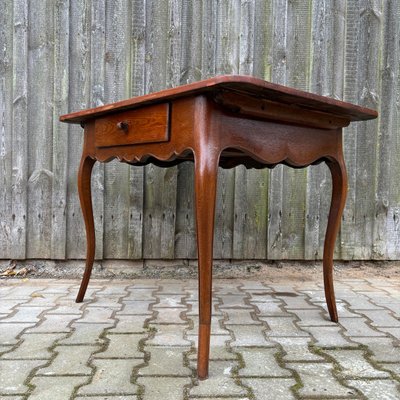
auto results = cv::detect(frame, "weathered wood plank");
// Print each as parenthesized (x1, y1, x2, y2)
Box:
(174, 0, 204, 259)
(26, 0, 55, 258)
(352, 1, 382, 259)
(0, 0, 13, 257)
(143, 0, 178, 259)
(305, 0, 346, 260)
(66, 0, 91, 258)
(213, 0, 239, 259)
(11, 0, 29, 259)
(128, 0, 146, 259)
(232, 0, 269, 259)
(103, 0, 132, 259)
(341, 0, 360, 259)
(90, 0, 106, 260)
(51, 0, 69, 259)
(375, 0, 399, 259)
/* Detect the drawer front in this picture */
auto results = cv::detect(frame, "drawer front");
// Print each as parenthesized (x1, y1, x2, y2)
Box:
(94, 103, 169, 148)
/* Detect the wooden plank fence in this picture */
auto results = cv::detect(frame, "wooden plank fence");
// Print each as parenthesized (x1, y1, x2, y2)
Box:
(0, 0, 399, 261)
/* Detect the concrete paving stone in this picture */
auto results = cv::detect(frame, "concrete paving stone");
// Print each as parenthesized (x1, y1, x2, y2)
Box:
(45, 302, 85, 314)
(289, 309, 337, 326)
(124, 289, 157, 301)
(190, 398, 249, 400)
(97, 333, 144, 359)
(37, 285, 73, 294)
(266, 284, 296, 292)
(261, 316, 310, 337)
(109, 315, 149, 333)
(341, 295, 385, 310)
(1, 333, 66, 359)
(189, 360, 247, 397)
(75, 397, 137, 400)
(61, 287, 100, 301)
(138, 346, 191, 376)
(0, 359, 44, 394)
(354, 337, 400, 362)
(95, 286, 128, 297)
(271, 337, 325, 361)
(242, 378, 296, 400)
(221, 308, 262, 325)
(383, 328, 400, 340)
(230, 325, 275, 347)
(38, 344, 100, 375)
(137, 377, 191, 400)
(26, 314, 79, 333)
(188, 335, 237, 360)
(287, 362, 357, 398)
(2, 285, 47, 299)
(237, 348, 292, 377)
(324, 349, 390, 379)
(0, 322, 36, 344)
(151, 307, 187, 324)
(118, 300, 154, 315)
(0, 300, 26, 314)
(302, 326, 358, 348)
(373, 302, 400, 317)
(246, 291, 277, 303)
(59, 322, 112, 345)
(85, 298, 124, 309)
(219, 294, 252, 308)
(78, 359, 141, 395)
(380, 363, 400, 377)
(0, 306, 45, 323)
(278, 295, 318, 309)
(158, 282, 188, 294)
(339, 317, 387, 337)
(250, 301, 287, 316)
(347, 379, 400, 400)
(239, 281, 268, 290)
(214, 282, 242, 294)
(153, 294, 186, 308)
(28, 376, 89, 400)
(188, 316, 228, 335)
(127, 279, 160, 288)
(146, 324, 191, 346)
(21, 294, 63, 307)
(356, 309, 400, 327)
(186, 300, 222, 316)
(336, 302, 365, 318)
(75, 307, 116, 323)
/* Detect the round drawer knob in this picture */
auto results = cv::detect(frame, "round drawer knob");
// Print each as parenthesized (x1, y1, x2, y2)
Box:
(117, 121, 129, 133)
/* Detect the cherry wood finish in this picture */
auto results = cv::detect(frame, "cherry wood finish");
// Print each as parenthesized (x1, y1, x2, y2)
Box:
(60, 75, 377, 379)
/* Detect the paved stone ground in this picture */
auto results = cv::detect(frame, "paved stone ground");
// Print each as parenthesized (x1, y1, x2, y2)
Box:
(0, 276, 399, 400)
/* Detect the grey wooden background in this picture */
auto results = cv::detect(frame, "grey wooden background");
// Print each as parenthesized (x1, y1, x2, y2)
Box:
(0, 0, 399, 261)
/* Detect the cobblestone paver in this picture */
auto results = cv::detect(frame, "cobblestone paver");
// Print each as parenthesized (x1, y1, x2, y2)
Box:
(0, 276, 399, 399)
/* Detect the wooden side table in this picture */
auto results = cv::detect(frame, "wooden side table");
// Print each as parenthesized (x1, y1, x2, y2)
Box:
(60, 75, 378, 379)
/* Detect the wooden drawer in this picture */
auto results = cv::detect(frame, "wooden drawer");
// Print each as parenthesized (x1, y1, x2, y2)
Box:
(94, 103, 169, 148)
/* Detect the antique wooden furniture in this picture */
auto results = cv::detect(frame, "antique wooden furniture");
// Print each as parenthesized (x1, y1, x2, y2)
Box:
(60, 75, 378, 379)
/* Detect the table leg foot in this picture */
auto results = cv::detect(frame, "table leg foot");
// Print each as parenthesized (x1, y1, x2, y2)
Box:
(76, 154, 96, 303)
(197, 323, 211, 380)
(323, 156, 347, 322)
(194, 146, 219, 381)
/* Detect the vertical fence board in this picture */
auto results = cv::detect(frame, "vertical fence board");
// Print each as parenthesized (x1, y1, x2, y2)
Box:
(372, 1, 400, 259)
(51, 0, 70, 259)
(66, 0, 91, 258)
(352, 1, 382, 259)
(0, 1, 13, 257)
(11, 0, 29, 259)
(103, 0, 132, 258)
(143, 0, 178, 259)
(26, 0, 55, 258)
(90, 0, 106, 260)
(1, 0, 399, 262)
(128, 0, 146, 259)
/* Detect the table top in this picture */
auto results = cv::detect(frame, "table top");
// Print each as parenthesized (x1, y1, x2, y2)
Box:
(60, 75, 378, 124)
